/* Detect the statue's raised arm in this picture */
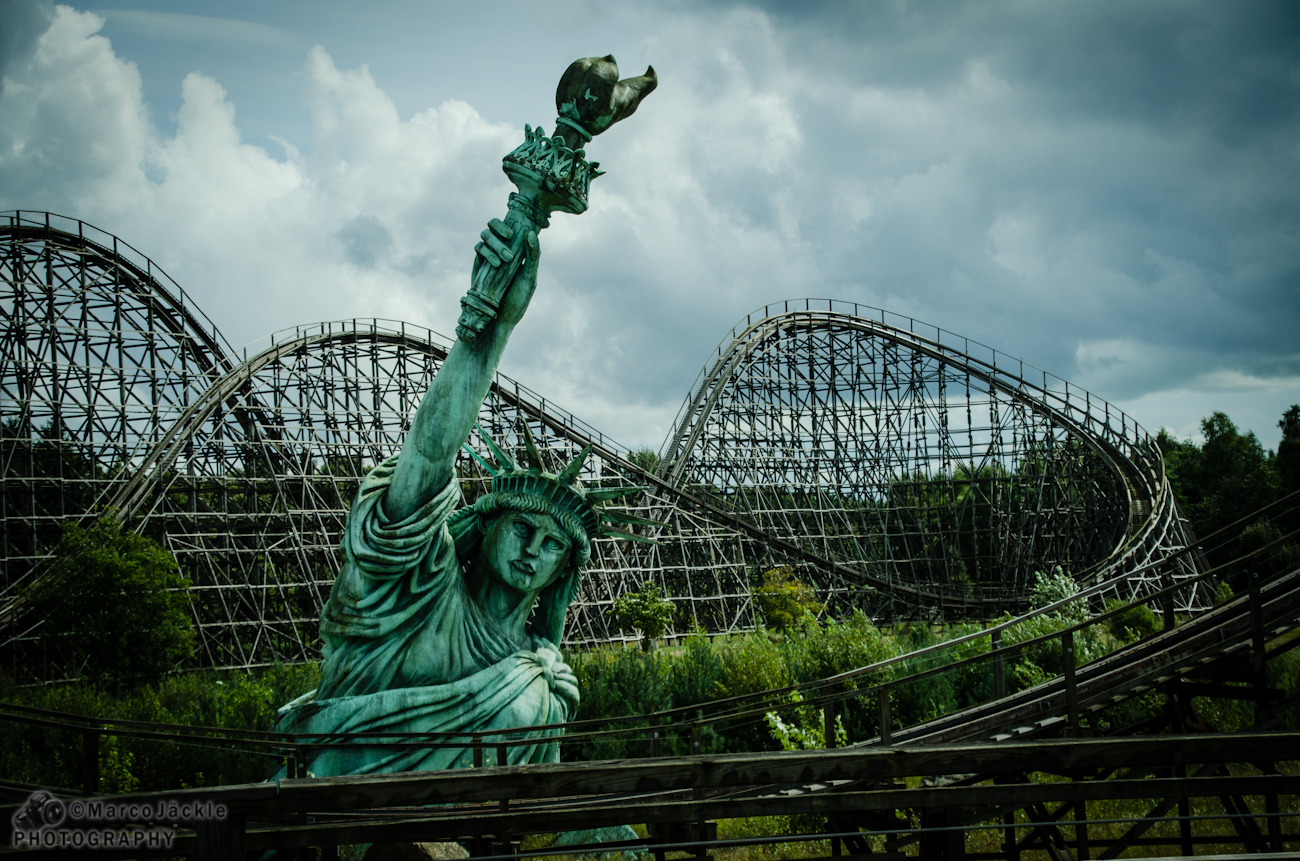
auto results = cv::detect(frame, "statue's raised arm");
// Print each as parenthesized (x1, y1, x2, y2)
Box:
(272, 56, 657, 787)
(385, 55, 657, 522)
(384, 219, 540, 522)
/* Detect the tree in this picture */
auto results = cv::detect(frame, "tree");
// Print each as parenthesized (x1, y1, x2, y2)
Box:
(753, 567, 824, 633)
(22, 517, 195, 686)
(626, 447, 662, 475)
(609, 581, 676, 651)
(1278, 405, 1300, 497)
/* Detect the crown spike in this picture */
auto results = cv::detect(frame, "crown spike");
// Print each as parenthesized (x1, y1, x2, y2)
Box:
(476, 423, 518, 472)
(585, 485, 648, 502)
(601, 510, 661, 528)
(461, 443, 500, 477)
(601, 525, 660, 545)
(520, 422, 545, 471)
(558, 443, 593, 484)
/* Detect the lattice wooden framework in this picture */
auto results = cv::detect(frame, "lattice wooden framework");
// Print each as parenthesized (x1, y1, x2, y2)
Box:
(1, 213, 1203, 678)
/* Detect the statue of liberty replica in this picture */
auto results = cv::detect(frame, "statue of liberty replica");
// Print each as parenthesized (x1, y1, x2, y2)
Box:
(274, 56, 657, 778)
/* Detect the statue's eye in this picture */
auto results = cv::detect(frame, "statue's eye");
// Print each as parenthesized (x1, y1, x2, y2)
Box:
(544, 537, 566, 554)
(512, 520, 531, 537)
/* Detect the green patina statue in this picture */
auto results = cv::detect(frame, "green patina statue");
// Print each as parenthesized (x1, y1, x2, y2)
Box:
(273, 56, 657, 779)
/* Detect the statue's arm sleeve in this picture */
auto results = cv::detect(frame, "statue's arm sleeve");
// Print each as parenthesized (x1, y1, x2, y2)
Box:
(323, 457, 463, 640)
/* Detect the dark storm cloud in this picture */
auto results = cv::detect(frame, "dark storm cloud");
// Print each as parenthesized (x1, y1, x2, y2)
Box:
(3, 0, 1296, 446)
(660, 0, 1300, 410)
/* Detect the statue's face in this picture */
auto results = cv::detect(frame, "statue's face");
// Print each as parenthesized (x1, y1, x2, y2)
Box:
(483, 510, 572, 595)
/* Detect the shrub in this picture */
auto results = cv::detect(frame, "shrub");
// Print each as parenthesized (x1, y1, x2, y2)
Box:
(668, 631, 726, 708)
(1030, 566, 1087, 622)
(753, 567, 824, 632)
(1103, 599, 1161, 644)
(608, 582, 677, 650)
(21, 517, 195, 686)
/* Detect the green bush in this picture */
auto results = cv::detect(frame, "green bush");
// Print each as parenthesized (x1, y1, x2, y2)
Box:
(1103, 599, 1161, 645)
(668, 631, 726, 708)
(0, 664, 320, 791)
(608, 582, 677, 651)
(21, 517, 195, 686)
(753, 567, 824, 632)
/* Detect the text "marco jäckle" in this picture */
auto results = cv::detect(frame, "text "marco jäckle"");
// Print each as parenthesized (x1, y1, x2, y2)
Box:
(11, 790, 228, 850)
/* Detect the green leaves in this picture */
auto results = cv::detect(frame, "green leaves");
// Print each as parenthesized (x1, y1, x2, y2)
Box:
(608, 581, 676, 650)
(22, 517, 195, 686)
(752, 567, 824, 633)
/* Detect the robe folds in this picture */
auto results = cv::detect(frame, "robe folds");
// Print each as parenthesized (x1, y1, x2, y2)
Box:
(275, 456, 577, 776)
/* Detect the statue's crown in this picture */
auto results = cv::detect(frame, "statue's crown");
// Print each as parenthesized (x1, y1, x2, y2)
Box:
(462, 423, 657, 543)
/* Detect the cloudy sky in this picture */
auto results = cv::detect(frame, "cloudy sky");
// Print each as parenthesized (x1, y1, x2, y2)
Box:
(2, 0, 1297, 451)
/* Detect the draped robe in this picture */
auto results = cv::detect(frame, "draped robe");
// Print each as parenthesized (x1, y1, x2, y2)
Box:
(275, 456, 578, 776)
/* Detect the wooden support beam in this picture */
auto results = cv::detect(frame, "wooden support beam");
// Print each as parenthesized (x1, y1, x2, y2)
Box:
(196, 813, 245, 861)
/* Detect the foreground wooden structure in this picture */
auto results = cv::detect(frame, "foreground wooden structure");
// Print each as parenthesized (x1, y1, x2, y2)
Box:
(2, 495, 1297, 857)
(1, 733, 1297, 859)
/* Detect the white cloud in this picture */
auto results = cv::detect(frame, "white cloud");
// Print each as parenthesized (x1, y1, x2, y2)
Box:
(1, 1, 1297, 450)
(94, 10, 297, 48)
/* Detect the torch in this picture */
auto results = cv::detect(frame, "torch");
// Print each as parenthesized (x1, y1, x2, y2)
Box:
(455, 55, 657, 343)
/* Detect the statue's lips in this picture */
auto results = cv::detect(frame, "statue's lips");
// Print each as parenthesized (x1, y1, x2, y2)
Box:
(510, 560, 536, 578)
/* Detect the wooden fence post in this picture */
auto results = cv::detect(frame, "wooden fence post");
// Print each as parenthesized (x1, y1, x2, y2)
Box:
(196, 812, 245, 861)
(878, 687, 891, 745)
(82, 729, 99, 795)
(1063, 631, 1080, 735)
(991, 629, 1006, 701)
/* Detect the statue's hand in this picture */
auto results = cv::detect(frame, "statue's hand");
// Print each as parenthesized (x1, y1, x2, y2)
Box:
(466, 218, 539, 334)
(496, 227, 540, 329)
(549, 658, 580, 708)
(535, 642, 580, 708)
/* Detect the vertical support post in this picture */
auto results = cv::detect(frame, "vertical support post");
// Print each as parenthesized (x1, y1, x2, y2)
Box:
(878, 687, 891, 745)
(197, 813, 245, 861)
(473, 739, 484, 769)
(1160, 569, 1175, 632)
(991, 629, 1006, 700)
(690, 724, 702, 755)
(1249, 571, 1268, 712)
(1177, 763, 1193, 857)
(824, 700, 837, 749)
(496, 743, 509, 769)
(651, 720, 661, 758)
(1073, 790, 1090, 859)
(1263, 761, 1282, 852)
(295, 747, 309, 778)
(82, 730, 99, 795)
(1003, 808, 1019, 861)
(1063, 631, 1080, 735)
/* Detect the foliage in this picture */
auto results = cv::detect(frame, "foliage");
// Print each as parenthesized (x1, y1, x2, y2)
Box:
(752, 567, 824, 632)
(764, 691, 847, 751)
(22, 517, 195, 686)
(1001, 609, 1104, 694)
(626, 447, 662, 475)
(1237, 517, 1300, 579)
(782, 612, 896, 686)
(1102, 599, 1161, 645)
(608, 581, 677, 650)
(1158, 406, 1300, 590)
(1279, 405, 1300, 499)
(1029, 566, 1087, 622)
(0, 663, 320, 791)
(668, 630, 726, 708)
